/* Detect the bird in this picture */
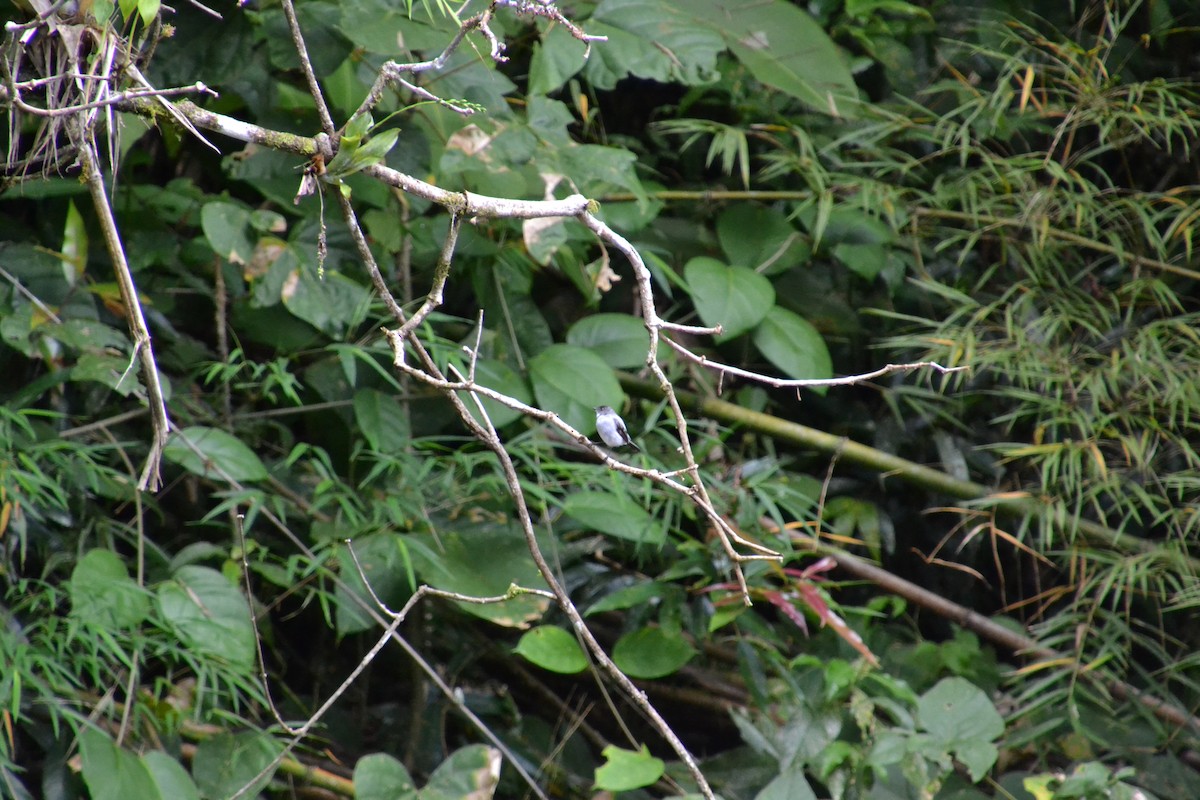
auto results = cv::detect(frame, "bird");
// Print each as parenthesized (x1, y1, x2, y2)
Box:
(594, 406, 640, 451)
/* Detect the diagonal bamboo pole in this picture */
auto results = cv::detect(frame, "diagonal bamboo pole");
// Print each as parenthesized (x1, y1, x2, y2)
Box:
(618, 373, 1200, 574)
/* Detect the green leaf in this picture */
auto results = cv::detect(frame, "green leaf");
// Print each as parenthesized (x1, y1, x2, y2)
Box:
(62, 199, 87, 284)
(565, 313, 649, 369)
(344, 111, 373, 141)
(421, 745, 501, 800)
(612, 627, 696, 678)
(338, 0, 459, 57)
(404, 526, 552, 628)
(192, 732, 282, 800)
(832, 242, 890, 280)
(157, 566, 255, 669)
(752, 307, 832, 391)
(685, 256, 775, 341)
(70, 352, 142, 396)
(354, 753, 417, 800)
(560, 144, 645, 198)
(79, 728, 162, 800)
(594, 744, 664, 792)
(529, 24, 588, 94)
(717, 204, 810, 276)
(564, 490, 664, 545)
(354, 389, 411, 454)
(528, 344, 623, 434)
(43, 319, 129, 352)
(585, 0, 723, 88)
(163, 426, 269, 482)
(328, 128, 400, 179)
(917, 677, 1004, 780)
(917, 677, 1004, 742)
(586, 581, 674, 615)
(201, 201, 254, 265)
(69, 549, 149, 630)
(755, 764, 820, 800)
(514, 625, 589, 674)
(668, 0, 860, 116)
(92, 0, 115, 23)
(142, 751, 200, 800)
(336, 533, 415, 636)
(280, 268, 372, 338)
(137, 0, 160, 25)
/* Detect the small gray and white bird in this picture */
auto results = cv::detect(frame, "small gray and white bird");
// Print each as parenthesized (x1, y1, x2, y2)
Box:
(594, 405, 640, 451)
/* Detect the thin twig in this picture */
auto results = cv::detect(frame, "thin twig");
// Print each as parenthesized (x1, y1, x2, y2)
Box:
(664, 335, 970, 389)
(278, 0, 335, 136)
(790, 530, 1200, 735)
(78, 136, 169, 491)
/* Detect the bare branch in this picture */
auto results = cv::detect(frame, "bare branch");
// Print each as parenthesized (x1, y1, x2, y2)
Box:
(78, 136, 169, 491)
(278, 0, 335, 136)
(664, 333, 971, 389)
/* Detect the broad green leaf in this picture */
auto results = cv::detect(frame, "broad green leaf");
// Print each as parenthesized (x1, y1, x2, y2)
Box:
(338, 0, 458, 56)
(594, 745, 664, 792)
(71, 352, 142, 397)
(560, 144, 645, 198)
(201, 201, 254, 264)
(142, 751, 200, 800)
(157, 566, 255, 669)
(249, 209, 286, 233)
(529, 24, 588, 94)
(586, 0, 722, 88)
(917, 677, 1005, 742)
(404, 526, 552, 628)
(164, 426, 269, 482)
(717, 205, 811, 276)
(79, 728, 161, 800)
(566, 314, 649, 369)
(668, 0, 860, 117)
(685, 256, 775, 341)
(69, 549, 149, 629)
(833, 242, 890, 281)
(955, 739, 1001, 784)
(612, 627, 696, 678)
(798, 205, 896, 249)
(355, 753, 417, 800)
(354, 389, 411, 454)
(280, 268, 372, 338)
(525, 96, 574, 146)
(514, 625, 589, 674)
(336, 533, 415, 636)
(421, 745, 501, 800)
(192, 732, 282, 800)
(528, 344, 623, 434)
(564, 490, 664, 545)
(586, 581, 675, 615)
(916, 677, 1004, 780)
(752, 307, 832, 391)
(43, 319, 128, 352)
(93, 0, 115, 24)
(755, 764, 820, 800)
(137, 0, 160, 25)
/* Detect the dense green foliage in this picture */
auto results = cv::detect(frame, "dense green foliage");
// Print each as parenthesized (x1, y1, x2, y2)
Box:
(1, 0, 1199, 798)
